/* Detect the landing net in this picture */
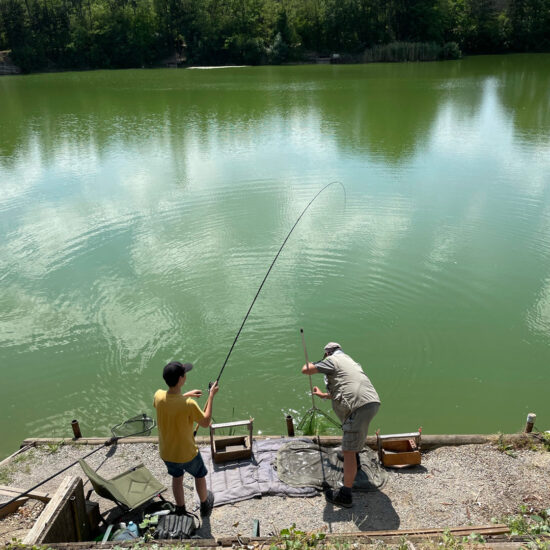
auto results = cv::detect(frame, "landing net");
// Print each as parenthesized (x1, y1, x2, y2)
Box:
(111, 413, 155, 438)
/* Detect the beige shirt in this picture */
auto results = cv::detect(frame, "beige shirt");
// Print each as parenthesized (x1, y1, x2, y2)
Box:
(315, 350, 380, 422)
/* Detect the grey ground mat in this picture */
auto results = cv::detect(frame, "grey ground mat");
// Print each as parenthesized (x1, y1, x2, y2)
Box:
(275, 439, 388, 491)
(200, 438, 318, 507)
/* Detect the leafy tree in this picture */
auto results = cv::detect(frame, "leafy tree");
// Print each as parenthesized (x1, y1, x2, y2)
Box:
(508, 0, 550, 51)
(0, 0, 549, 72)
(0, 0, 36, 70)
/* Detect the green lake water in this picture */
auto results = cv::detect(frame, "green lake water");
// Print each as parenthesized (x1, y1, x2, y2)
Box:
(1, 54, 549, 459)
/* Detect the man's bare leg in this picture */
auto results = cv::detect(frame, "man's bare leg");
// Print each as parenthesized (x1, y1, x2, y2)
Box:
(343, 450, 358, 488)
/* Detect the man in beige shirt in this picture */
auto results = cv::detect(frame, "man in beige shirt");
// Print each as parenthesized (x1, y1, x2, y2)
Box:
(302, 342, 380, 508)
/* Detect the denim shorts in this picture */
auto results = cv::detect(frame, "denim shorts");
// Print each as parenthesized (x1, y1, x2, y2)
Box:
(164, 452, 208, 479)
(342, 402, 380, 451)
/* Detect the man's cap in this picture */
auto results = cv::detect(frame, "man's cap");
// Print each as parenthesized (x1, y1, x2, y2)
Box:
(324, 342, 341, 352)
(163, 361, 193, 386)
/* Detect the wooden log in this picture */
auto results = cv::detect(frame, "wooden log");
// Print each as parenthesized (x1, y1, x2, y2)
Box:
(20, 432, 534, 450)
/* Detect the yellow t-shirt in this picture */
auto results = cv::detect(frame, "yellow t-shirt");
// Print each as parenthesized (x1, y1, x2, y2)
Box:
(153, 390, 206, 463)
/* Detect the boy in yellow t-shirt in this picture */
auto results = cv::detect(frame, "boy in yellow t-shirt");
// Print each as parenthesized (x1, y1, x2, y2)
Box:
(153, 361, 219, 516)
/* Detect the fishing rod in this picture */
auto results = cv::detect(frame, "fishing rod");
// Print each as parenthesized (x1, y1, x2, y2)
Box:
(300, 327, 331, 490)
(0, 414, 155, 513)
(213, 181, 346, 386)
(301, 328, 317, 412)
(298, 328, 339, 432)
(195, 182, 345, 435)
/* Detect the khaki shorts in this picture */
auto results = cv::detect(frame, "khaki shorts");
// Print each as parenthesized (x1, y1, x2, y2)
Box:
(342, 402, 380, 452)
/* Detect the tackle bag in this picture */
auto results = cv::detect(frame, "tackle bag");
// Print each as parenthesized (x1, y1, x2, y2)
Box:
(153, 512, 197, 539)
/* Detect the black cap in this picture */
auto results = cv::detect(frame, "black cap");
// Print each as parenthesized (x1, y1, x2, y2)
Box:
(163, 361, 193, 387)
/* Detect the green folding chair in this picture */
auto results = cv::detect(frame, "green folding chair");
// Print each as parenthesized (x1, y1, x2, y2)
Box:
(79, 459, 166, 512)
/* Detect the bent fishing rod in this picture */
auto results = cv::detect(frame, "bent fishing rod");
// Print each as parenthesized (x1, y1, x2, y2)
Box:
(213, 181, 346, 387)
(194, 182, 346, 436)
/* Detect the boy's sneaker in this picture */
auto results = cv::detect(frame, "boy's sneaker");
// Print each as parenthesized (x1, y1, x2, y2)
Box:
(200, 490, 214, 517)
(325, 487, 353, 508)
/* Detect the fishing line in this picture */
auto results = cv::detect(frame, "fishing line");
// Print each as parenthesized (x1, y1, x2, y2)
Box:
(213, 181, 346, 386)
(194, 182, 345, 436)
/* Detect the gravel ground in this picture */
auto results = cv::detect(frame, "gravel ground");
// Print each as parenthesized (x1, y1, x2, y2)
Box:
(1, 440, 549, 543)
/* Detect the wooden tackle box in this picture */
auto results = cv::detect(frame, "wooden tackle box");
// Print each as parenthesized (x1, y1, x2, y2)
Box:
(210, 419, 254, 463)
(376, 429, 422, 468)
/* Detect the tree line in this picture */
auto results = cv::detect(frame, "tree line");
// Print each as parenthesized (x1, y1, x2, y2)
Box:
(0, 0, 549, 73)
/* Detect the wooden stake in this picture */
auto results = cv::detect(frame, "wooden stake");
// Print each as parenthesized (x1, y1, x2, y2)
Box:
(524, 412, 536, 433)
(286, 415, 295, 437)
(71, 420, 82, 440)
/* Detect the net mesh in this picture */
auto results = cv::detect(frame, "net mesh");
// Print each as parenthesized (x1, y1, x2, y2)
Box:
(276, 439, 388, 491)
(111, 413, 155, 438)
(297, 408, 340, 434)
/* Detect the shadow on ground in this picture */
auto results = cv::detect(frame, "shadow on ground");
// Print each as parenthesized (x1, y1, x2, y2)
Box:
(322, 489, 400, 532)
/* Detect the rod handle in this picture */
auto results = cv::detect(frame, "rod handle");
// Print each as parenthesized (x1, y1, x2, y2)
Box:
(300, 328, 310, 366)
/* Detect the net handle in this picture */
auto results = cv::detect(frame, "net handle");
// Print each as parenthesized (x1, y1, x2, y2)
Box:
(0, 414, 155, 514)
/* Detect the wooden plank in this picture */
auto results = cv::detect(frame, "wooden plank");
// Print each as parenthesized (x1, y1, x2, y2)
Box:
(211, 420, 252, 429)
(0, 497, 28, 519)
(381, 450, 421, 466)
(24, 476, 89, 545)
(216, 524, 509, 543)
(17, 541, 528, 550)
(0, 484, 51, 502)
(11, 526, 516, 549)
(332, 525, 510, 537)
(378, 432, 421, 440)
(382, 440, 416, 452)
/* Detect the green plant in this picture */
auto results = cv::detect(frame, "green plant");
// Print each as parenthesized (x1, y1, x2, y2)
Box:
(4, 538, 55, 550)
(537, 432, 550, 452)
(45, 440, 66, 454)
(397, 536, 410, 550)
(462, 532, 486, 544)
(13, 450, 34, 464)
(275, 524, 326, 550)
(496, 433, 518, 457)
(498, 506, 550, 549)
(0, 467, 13, 485)
(0, 452, 35, 484)
(439, 529, 464, 550)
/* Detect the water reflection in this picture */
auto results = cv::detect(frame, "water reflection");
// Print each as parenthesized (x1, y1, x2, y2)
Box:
(1, 55, 550, 457)
(1, 56, 549, 168)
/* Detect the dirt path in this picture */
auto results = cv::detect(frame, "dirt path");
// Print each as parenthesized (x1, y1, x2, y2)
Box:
(1, 440, 549, 543)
